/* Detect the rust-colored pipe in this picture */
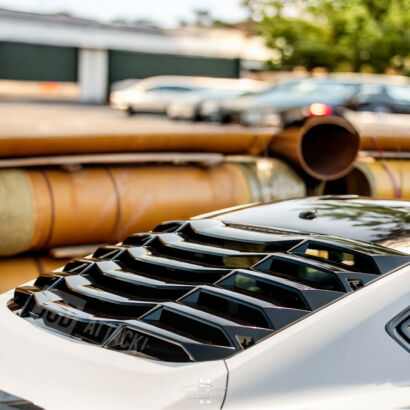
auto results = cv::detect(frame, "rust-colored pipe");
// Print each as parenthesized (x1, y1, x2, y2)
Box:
(0, 131, 273, 158)
(0, 165, 249, 256)
(319, 159, 410, 199)
(361, 136, 410, 152)
(0, 160, 305, 256)
(270, 116, 360, 181)
(350, 119, 410, 152)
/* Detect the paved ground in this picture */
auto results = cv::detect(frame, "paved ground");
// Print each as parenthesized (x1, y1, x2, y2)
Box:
(344, 110, 410, 138)
(0, 100, 407, 139)
(0, 101, 274, 137)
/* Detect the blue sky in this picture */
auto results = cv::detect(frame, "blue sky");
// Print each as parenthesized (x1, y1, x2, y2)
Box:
(0, 0, 248, 27)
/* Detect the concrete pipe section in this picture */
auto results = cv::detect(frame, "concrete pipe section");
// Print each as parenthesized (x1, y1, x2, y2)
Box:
(270, 116, 360, 181)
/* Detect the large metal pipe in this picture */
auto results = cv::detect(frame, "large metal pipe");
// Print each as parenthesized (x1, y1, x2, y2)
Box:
(344, 113, 410, 152)
(319, 159, 410, 199)
(0, 121, 362, 182)
(0, 131, 273, 157)
(0, 159, 305, 256)
(361, 136, 410, 152)
(270, 116, 360, 181)
(226, 156, 306, 202)
(0, 165, 249, 255)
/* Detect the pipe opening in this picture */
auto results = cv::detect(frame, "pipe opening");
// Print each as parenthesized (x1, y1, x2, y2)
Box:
(301, 123, 359, 180)
(323, 167, 372, 196)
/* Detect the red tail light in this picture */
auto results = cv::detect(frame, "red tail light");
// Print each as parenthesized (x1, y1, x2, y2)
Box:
(308, 103, 333, 116)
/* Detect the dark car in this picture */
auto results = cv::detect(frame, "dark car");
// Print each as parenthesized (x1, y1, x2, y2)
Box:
(346, 83, 410, 114)
(218, 78, 410, 127)
(167, 89, 256, 121)
(219, 79, 358, 126)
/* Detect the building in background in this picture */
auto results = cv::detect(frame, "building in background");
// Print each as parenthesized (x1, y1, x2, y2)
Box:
(0, 9, 274, 103)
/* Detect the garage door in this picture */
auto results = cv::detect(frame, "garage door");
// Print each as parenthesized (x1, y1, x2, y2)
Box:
(109, 50, 240, 83)
(0, 42, 77, 82)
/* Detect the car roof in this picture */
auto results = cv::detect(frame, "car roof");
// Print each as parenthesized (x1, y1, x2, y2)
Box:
(213, 196, 410, 252)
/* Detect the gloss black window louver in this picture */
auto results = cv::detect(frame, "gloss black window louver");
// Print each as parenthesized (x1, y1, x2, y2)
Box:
(8, 219, 410, 362)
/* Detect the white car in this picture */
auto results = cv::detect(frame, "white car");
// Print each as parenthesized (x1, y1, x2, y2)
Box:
(166, 88, 250, 121)
(0, 196, 409, 409)
(167, 80, 268, 121)
(109, 76, 265, 116)
(109, 76, 202, 115)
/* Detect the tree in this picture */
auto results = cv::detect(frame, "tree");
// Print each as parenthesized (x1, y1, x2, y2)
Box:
(243, 0, 410, 72)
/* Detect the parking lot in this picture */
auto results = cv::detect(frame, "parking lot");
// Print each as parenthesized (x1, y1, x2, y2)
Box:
(0, 100, 408, 140)
(0, 101, 275, 138)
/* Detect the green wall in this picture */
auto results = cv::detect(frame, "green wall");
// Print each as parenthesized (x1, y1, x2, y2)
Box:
(0, 42, 241, 88)
(109, 50, 240, 83)
(0, 42, 77, 82)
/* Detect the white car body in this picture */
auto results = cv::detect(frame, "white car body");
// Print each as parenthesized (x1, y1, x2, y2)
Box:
(0, 197, 409, 409)
(167, 80, 268, 121)
(0, 266, 408, 410)
(110, 76, 199, 113)
(110, 76, 266, 115)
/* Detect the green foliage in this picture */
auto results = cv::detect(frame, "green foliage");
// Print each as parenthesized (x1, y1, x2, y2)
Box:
(244, 0, 410, 72)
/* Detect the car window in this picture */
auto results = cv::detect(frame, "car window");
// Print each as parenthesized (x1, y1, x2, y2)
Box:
(385, 85, 410, 103)
(288, 80, 358, 97)
(256, 80, 357, 100)
(205, 89, 256, 98)
(386, 307, 410, 353)
(357, 83, 384, 97)
(145, 86, 194, 93)
(362, 84, 384, 94)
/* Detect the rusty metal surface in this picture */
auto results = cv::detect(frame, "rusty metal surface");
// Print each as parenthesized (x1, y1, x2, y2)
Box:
(270, 116, 360, 181)
(0, 164, 252, 255)
(0, 159, 306, 256)
(319, 159, 410, 200)
(0, 153, 226, 168)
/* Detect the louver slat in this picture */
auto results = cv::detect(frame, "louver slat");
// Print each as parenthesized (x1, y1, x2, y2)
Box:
(9, 220, 410, 362)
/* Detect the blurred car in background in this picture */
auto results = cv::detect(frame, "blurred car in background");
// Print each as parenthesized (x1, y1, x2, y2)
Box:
(110, 78, 140, 93)
(167, 79, 268, 121)
(110, 76, 206, 115)
(198, 90, 257, 123)
(241, 79, 358, 127)
(346, 83, 410, 114)
(216, 77, 410, 127)
(110, 76, 268, 116)
(167, 89, 251, 121)
(281, 81, 410, 129)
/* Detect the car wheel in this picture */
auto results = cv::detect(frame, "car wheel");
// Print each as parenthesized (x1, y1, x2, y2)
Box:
(126, 106, 136, 116)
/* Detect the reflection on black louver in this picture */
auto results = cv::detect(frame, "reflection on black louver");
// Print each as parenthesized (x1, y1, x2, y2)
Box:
(8, 219, 410, 362)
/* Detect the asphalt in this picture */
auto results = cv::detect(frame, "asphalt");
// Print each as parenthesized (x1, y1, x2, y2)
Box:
(0, 102, 274, 137)
(0, 101, 407, 139)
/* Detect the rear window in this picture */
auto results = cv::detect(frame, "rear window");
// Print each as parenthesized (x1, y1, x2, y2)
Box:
(288, 80, 357, 97)
(255, 80, 357, 101)
(146, 86, 194, 93)
(385, 85, 410, 103)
